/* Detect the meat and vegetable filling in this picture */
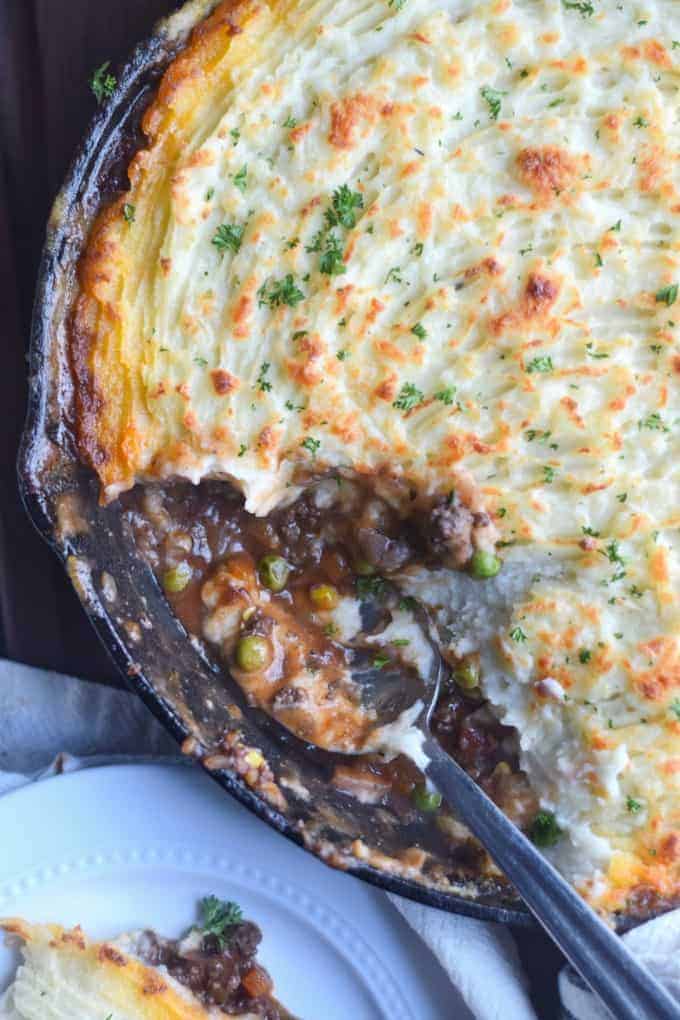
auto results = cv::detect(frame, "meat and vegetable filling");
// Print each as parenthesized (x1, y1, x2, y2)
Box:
(137, 896, 284, 1019)
(124, 478, 547, 866)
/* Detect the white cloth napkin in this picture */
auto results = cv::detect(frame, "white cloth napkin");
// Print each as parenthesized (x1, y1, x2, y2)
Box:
(1, 657, 679, 1020)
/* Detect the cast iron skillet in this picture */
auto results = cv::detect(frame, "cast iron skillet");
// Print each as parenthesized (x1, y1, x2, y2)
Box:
(16, 0, 649, 931)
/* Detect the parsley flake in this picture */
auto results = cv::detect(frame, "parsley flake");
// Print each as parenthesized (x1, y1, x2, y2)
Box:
(212, 223, 244, 255)
(638, 412, 669, 432)
(122, 203, 135, 224)
(195, 896, 243, 948)
(372, 654, 390, 670)
(480, 85, 507, 121)
(255, 362, 272, 392)
(510, 626, 527, 643)
(258, 274, 305, 308)
(319, 231, 347, 276)
(301, 436, 321, 456)
(655, 283, 678, 307)
(579, 648, 592, 664)
(561, 0, 594, 15)
(585, 342, 609, 359)
(90, 61, 117, 104)
(526, 355, 554, 374)
(626, 796, 643, 814)
(232, 165, 248, 192)
(393, 382, 424, 412)
(326, 184, 364, 229)
(434, 387, 456, 405)
(411, 322, 427, 339)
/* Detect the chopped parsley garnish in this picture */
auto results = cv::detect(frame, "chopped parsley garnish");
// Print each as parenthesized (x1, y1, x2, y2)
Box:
(337, 349, 350, 361)
(582, 525, 600, 537)
(411, 322, 427, 339)
(387, 0, 407, 10)
(594, 252, 603, 267)
(526, 355, 554, 374)
(585, 342, 608, 359)
(579, 648, 592, 664)
(393, 382, 424, 412)
(519, 244, 533, 256)
(326, 184, 364, 230)
(258, 274, 305, 308)
(638, 411, 669, 432)
(212, 223, 244, 255)
(255, 362, 272, 392)
(609, 219, 622, 232)
(525, 429, 552, 442)
(626, 796, 643, 814)
(649, 344, 662, 354)
(530, 812, 562, 847)
(206, 187, 215, 201)
(283, 114, 298, 129)
(232, 165, 248, 192)
(480, 85, 507, 121)
(372, 654, 390, 670)
(633, 115, 649, 128)
(194, 357, 208, 367)
(434, 387, 456, 405)
(238, 444, 247, 457)
(412, 242, 424, 256)
(292, 330, 308, 341)
(392, 638, 410, 647)
(616, 492, 627, 503)
(90, 61, 116, 104)
(670, 699, 680, 720)
(541, 465, 556, 483)
(655, 283, 678, 307)
(195, 896, 243, 948)
(122, 203, 135, 224)
(301, 436, 321, 456)
(510, 626, 527, 643)
(561, 0, 594, 13)
(305, 231, 324, 253)
(319, 232, 347, 275)
(385, 266, 403, 284)
(604, 540, 625, 565)
(230, 127, 240, 145)
(357, 575, 387, 601)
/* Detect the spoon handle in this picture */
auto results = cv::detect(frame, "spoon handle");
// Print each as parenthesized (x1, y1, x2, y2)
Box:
(423, 736, 680, 1020)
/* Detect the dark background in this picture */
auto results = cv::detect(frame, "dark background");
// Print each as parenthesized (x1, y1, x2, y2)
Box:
(0, 2, 563, 1013)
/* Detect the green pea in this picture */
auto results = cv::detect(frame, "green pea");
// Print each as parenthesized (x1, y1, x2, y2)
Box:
(529, 811, 562, 847)
(162, 562, 192, 593)
(235, 635, 272, 672)
(259, 555, 290, 592)
(412, 784, 443, 813)
(309, 583, 339, 611)
(470, 549, 502, 579)
(454, 658, 480, 690)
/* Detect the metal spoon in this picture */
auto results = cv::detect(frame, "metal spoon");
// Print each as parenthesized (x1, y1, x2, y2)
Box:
(326, 601, 680, 1020)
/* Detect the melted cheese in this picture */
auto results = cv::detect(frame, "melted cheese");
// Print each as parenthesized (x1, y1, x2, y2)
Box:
(74, 0, 680, 911)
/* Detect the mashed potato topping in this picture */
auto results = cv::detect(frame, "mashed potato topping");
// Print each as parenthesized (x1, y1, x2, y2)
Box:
(73, 0, 680, 912)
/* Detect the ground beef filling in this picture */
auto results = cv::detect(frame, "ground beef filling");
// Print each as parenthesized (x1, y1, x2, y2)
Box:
(137, 925, 281, 1018)
(124, 479, 536, 846)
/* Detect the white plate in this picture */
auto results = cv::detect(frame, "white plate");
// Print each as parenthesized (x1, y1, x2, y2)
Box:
(0, 762, 466, 1019)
